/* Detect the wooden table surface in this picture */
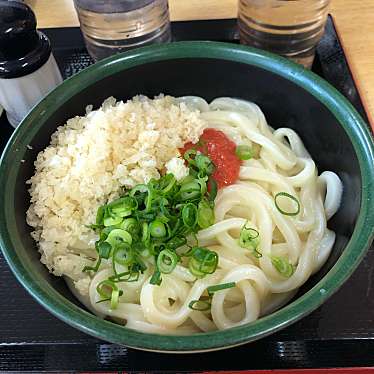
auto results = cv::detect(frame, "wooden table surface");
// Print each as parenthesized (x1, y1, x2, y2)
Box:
(26, 0, 374, 128)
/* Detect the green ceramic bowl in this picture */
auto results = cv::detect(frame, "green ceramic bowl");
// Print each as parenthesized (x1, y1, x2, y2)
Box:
(1, 42, 373, 352)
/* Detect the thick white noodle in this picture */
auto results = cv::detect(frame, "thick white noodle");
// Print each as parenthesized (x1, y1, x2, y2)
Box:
(318, 171, 343, 220)
(72, 97, 342, 334)
(176, 96, 210, 112)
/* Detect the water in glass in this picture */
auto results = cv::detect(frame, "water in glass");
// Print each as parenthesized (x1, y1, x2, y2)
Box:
(238, 0, 330, 68)
(74, 0, 171, 61)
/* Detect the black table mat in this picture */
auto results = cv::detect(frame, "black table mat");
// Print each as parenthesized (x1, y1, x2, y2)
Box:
(1, 17, 373, 373)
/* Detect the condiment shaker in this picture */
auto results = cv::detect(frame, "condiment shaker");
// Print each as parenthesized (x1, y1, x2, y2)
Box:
(0, 1, 62, 127)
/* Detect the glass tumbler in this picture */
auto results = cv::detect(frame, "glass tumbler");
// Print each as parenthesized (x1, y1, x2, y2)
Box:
(73, 0, 171, 61)
(238, 0, 330, 68)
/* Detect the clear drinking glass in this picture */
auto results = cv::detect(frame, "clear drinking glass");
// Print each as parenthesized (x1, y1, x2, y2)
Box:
(73, 0, 171, 61)
(238, 0, 330, 68)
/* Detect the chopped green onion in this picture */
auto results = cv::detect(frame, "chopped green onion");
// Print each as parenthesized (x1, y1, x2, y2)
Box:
(167, 235, 187, 250)
(157, 213, 170, 225)
(197, 199, 215, 229)
(82, 257, 101, 273)
(188, 298, 211, 311)
(182, 203, 198, 228)
(157, 249, 178, 274)
(109, 196, 138, 217)
(111, 289, 121, 309)
(188, 247, 218, 278)
(141, 222, 150, 243)
(235, 145, 253, 160)
(179, 181, 201, 201)
(192, 231, 200, 244)
(184, 149, 197, 165)
(113, 244, 134, 266)
(150, 269, 162, 285)
(180, 174, 195, 185)
(120, 218, 140, 238)
(86, 149, 219, 284)
(96, 280, 122, 309)
(100, 226, 118, 240)
(274, 192, 300, 216)
(150, 241, 166, 256)
(239, 222, 261, 258)
(97, 241, 112, 259)
(96, 206, 105, 226)
(160, 174, 177, 194)
(207, 282, 236, 296)
(110, 271, 140, 283)
(197, 175, 208, 195)
(95, 297, 111, 304)
(105, 229, 132, 248)
(103, 214, 123, 227)
(271, 256, 294, 278)
(132, 257, 147, 273)
(82, 240, 111, 273)
(195, 154, 215, 176)
(208, 178, 218, 202)
(130, 184, 153, 212)
(129, 183, 148, 196)
(149, 220, 167, 238)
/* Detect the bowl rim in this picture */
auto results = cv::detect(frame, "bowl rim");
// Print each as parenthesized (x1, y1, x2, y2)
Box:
(0, 41, 373, 352)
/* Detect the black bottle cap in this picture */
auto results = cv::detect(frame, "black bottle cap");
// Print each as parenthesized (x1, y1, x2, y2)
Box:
(0, 1, 51, 79)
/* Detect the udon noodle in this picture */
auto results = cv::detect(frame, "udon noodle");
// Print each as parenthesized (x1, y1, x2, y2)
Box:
(70, 97, 342, 334)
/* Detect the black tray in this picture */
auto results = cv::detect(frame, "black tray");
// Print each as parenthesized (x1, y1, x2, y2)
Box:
(1, 18, 373, 373)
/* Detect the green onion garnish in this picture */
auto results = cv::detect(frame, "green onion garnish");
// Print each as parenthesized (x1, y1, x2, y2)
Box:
(109, 196, 138, 217)
(179, 181, 201, 201)
(82, 257, 101, 273)
(235, 145, 253, 160)
(97, 241, 112, 259)
(188, 298, 211, 311)
(103, 213, 123, 227)
(182, 203, 198, 228)
(157, 249, 178, 274)
(184, 148, 197, 164)
(195, 154, 215, 176)
(188, 247, 218, 278)
(271, 256, 294, 278)
(149, 220, 167, 238)
(96, 279, 122, 309)
(207, 282, 236, 296)
(130, 184, 152, 212)
(239, 222, 262, 258)
(197, 199, 215, 229)
(188, 283, 236, 311)
(105, 228, 132, 248)
(150, 269, 162, 285)
(95, 206, 105, 226)
(120, 217, 140, 237)
(167, 235, 187, 250)
(113, 244, 134, 266)
(208, 178, 218, 202)
(109, 270, 140, 283)
(85, 149, 219, 296)
(274, 192, 301, 216)
(141, 222, 150, 243)
(160, 174, 177, 194)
